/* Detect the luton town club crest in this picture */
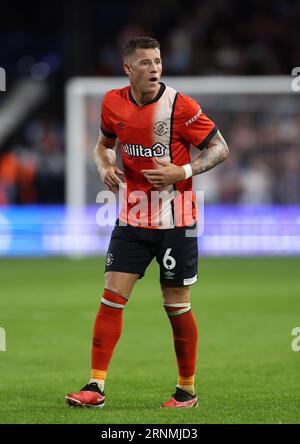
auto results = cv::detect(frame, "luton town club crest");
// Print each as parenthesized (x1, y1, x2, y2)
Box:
(154, 121, 168, 136)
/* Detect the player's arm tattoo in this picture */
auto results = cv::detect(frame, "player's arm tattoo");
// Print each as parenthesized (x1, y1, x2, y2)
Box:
(191, 130, 229, 175)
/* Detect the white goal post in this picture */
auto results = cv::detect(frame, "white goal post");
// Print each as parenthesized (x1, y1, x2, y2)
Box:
(66, 76, 295, 209)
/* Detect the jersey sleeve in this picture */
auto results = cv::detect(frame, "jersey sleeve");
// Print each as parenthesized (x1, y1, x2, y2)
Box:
(179, 94, 218, 150)
(100, 93, 117, 139)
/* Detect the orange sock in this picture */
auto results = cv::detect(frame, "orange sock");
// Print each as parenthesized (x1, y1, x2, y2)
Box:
(164, 303, 198, 394)
(91, 289, 128, 387)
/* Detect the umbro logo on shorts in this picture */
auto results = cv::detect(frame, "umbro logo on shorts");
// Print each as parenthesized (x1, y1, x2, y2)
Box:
(165, 270, 175, 279)
(106, 253, 114, 266)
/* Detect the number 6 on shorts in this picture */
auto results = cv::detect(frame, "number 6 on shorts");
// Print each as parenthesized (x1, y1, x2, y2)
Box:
(163, 248, 176, 270)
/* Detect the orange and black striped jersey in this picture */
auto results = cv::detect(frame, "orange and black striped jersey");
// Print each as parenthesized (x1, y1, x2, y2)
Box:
(100, 82, 217, 229)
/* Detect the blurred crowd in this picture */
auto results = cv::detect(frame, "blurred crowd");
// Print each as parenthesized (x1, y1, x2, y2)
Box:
(0, 117, 64, 205)
(204, 103, 300, 204)
(0, 0, 299, 205)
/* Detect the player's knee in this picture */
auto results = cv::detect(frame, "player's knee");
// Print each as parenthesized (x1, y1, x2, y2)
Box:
(104, 271, 138, 299)
(161, 285, 190, 305)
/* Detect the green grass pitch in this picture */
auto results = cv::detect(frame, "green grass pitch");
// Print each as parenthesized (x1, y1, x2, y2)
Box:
(0, 256, 299, 424)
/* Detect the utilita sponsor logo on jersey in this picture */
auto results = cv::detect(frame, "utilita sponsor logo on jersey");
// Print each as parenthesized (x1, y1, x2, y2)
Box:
(123, 142, 166, 157)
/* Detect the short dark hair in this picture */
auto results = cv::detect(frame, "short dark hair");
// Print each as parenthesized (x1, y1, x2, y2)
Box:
(122, 36, 160, 60)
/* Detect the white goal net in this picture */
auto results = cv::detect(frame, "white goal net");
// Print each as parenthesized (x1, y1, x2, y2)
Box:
(65, 76, 300, 256)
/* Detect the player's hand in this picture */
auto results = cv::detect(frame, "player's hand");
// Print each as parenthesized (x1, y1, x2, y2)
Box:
(100, 166, 124, 192)
(141, 158, 186, 188)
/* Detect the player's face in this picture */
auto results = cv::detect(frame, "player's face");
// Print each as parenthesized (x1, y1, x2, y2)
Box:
(124, 48, 162, 95)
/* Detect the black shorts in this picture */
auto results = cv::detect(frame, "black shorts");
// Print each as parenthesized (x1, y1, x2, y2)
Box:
(104, 219, 198, 287)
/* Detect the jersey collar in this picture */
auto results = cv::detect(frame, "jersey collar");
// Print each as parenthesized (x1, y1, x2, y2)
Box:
(129, 82, 166, 107)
